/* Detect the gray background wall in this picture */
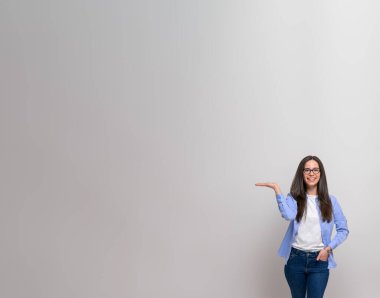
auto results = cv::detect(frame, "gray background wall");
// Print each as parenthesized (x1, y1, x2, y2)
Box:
(1, 0, 378, 297)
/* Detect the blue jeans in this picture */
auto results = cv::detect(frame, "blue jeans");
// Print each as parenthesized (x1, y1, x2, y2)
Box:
(284, 247, 329, 298)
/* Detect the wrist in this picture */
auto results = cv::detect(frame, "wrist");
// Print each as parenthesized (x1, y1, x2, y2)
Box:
(324, 246, 332, 254)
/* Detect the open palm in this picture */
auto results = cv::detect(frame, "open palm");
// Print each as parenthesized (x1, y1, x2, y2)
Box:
(255, 182, 281, 195)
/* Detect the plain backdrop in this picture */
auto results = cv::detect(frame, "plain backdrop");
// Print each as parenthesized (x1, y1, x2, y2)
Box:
(1, 0, 379, 297)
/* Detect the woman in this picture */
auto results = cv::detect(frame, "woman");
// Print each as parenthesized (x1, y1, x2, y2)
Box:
(255, 155, 349, 298)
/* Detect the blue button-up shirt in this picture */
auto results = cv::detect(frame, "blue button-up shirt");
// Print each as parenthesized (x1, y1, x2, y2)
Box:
(276, 193, 349, 269)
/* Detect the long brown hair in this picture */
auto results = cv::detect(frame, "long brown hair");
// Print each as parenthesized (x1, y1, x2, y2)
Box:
(290, 155, 332, 223)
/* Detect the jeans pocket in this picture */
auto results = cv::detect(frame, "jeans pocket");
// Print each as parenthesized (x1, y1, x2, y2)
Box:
(287, 252, 297, 262)
(317, 258, 329, 268)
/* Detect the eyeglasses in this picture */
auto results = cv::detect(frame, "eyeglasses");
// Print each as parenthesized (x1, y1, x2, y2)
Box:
(304, 168, 320, 175)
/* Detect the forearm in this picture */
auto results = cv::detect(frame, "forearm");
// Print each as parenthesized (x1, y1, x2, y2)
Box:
(328, 227, 349, 250)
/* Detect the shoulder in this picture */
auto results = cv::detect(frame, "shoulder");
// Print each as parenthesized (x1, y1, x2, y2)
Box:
(328, 194, 347, 219)
(329, 194, 338, 203)
(328, 194, 343, 210)
(286, 193, 297, 205)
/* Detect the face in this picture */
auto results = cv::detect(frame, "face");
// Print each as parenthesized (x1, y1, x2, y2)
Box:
(303, 160, 320, 188)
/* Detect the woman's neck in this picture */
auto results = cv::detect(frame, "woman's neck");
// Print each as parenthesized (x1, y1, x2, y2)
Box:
(307, 186, 318, 196)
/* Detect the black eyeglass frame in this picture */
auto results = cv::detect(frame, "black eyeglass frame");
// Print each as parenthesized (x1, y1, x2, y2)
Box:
(303, 168, 320, 175)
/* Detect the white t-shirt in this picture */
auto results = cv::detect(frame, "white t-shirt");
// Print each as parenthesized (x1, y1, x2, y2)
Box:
(292, 194, 324, 251)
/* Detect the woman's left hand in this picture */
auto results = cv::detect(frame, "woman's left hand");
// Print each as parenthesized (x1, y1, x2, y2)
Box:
(316, 248, 329, 261)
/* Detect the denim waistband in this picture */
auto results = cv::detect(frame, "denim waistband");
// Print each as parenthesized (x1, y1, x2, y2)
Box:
(291, 247, 322, 256)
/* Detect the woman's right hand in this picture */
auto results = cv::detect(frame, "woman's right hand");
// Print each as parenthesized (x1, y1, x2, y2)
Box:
(255, 182, 281, 195)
